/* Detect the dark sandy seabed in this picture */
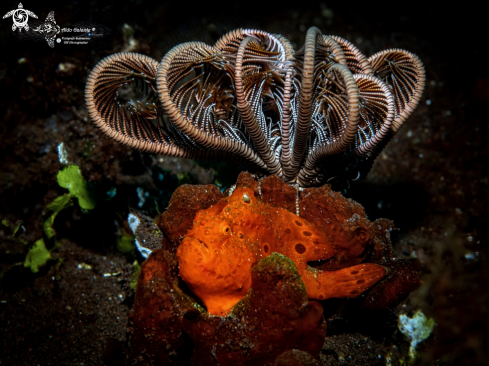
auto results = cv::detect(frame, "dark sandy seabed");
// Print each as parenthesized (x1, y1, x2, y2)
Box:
(0, 1, 487, 365)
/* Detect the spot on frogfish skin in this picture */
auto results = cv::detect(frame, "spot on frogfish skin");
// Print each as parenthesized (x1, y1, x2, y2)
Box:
(176, 187, 387, 316)
(295, 243, 306, 254)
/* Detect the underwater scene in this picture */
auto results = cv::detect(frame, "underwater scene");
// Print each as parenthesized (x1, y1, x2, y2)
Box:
(0, 1, 487, 365)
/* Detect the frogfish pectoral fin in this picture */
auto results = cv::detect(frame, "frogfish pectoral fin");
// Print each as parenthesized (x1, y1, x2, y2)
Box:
(302, 263, 386, 300)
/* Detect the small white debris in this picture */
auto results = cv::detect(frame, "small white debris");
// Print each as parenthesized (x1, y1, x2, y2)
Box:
(128, 213, 140, 233)
(77, 263, 92, 270)
(128, 213, 152, 258)
(18, 57, 26, 64)
(57, 62, 76, 73)
(136, 187, 149, 208)
(398, 310, 435, 361)
(426, 99, 431, 105)
(122, 23, 137, 52)
(57, 142, 69, 165)
(106, 187, 116, 198)
(103, 272, 121, 277)
(465, 252, 475, 260)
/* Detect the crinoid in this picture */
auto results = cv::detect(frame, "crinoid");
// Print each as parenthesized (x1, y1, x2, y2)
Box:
(85, 27, 425, 187)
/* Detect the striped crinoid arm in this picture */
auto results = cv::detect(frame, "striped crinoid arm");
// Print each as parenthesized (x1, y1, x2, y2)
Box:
(290, 27, 349, 182)
(329, 35, 374, 75)
(234, 36, 287, 176)
(280, 65, 298, 182)
(157, 41, 268, 170)
(301, 74, 395, 185)
(215, 28, 294, 66)
(368, 49, 425, 132)
(85, 52, 199, 157)
(215, 29, 296, 176)
(350, 74, 395, 156)
(298, 63, 360, 186)
(313, 34, 348, 77)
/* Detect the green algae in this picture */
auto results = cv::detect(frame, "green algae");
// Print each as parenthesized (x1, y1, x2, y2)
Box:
(25, 194, 72, 273)
(130, 260, 141, 290)
(24, 238, 52, 273)
(231, 252, 307, 317)
(23, 165, 99, 273)
(117, 227, 136, 255)
(42, 194, 74, 242)
(56, 165, 97, 210)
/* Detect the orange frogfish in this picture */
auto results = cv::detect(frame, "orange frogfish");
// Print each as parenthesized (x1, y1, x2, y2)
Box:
(177, 187, 387, 316)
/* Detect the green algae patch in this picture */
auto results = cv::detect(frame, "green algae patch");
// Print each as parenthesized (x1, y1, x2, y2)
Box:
(42, 194, 73, 243)
(24, 194, 73, 272)
(231, 252, 308, 317)
(117, 227, 136, 255)
(57, 165, 96, 210)
(21, 164, 121, 273)
(24, 165, 95, 272)
(130, 260, 141, 290)
(24, 238, 52, 273)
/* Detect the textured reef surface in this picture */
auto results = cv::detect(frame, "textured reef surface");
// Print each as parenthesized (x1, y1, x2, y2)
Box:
(125, 173, 420, 364)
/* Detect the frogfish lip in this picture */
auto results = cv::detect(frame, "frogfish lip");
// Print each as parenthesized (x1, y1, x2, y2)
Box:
(177, 236, 214, 266)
